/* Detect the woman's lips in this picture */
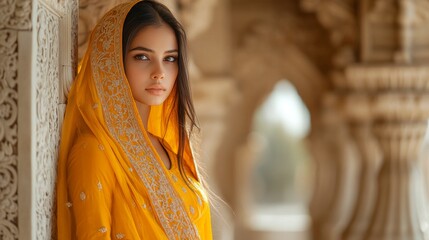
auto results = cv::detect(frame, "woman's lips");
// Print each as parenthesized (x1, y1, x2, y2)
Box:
(146, 88, 165, 96)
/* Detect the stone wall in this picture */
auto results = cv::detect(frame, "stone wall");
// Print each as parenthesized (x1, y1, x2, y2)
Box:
(0, 1, 32, 239)
(0, 0, 77, 239)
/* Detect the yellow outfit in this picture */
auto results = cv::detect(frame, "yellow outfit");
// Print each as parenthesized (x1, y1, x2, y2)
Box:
(56, 1, 212, 239)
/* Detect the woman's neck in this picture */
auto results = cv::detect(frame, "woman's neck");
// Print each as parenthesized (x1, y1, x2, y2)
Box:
(135, 102, 150, 129)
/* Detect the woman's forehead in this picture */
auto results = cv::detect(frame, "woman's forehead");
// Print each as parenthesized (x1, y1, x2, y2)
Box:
(128, 24, 178, 52)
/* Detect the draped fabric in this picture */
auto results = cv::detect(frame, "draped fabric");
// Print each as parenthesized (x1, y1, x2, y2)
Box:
(56, 1, 212, 239)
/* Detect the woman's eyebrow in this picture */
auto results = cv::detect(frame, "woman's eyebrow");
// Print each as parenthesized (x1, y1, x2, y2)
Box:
(129, 46, 179, 53)
(129, 46, 178, 53)
(129, 46, 153, 52)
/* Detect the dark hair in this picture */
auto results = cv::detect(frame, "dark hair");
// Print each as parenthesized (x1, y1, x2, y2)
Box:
(123, 1, 199, 189)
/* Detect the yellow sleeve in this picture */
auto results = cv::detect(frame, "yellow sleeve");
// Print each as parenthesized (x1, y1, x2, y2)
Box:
(67, 134, 116, 239)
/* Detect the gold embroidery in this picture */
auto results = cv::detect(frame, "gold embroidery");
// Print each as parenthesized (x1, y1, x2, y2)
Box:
(80, 192, 86, 201)
(97, 181, 102, 191)
(171, 174, 178, 182)
(197, 196, 202, 206)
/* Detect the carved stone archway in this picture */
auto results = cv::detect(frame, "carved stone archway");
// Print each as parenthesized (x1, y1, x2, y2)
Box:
(216, 0, 332, 208)
(214, 1, 336, 239)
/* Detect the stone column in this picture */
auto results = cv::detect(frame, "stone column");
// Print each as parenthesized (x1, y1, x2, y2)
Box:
(1, 1, 32, 239)
(342, 121, 382, 240)
(304, 0, 429, 238)
(1, 0, 77, 240)
(300, 1, 360, 239)
(309, 93, 360, 240)
(341, 65, 429, 239)
(342, 0, 429, 238)
(367, 121, 428, 239)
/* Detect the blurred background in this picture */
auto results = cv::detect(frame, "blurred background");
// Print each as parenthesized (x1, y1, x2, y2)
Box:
(3, 0, 429, 239)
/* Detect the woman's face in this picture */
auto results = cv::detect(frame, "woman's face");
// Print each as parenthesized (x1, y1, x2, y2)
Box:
(124, 24, 178, 108)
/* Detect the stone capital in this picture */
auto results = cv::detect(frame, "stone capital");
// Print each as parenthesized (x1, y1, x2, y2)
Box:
(339, 92, 429, 123)
(342, 64, 429, 91)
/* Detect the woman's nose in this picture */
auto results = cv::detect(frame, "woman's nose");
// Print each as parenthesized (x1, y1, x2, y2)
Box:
(151, 72, 164, 80)
(151, 63, 165, 80)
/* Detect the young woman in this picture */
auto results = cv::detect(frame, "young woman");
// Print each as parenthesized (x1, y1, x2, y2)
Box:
(56, 1, 212, 239)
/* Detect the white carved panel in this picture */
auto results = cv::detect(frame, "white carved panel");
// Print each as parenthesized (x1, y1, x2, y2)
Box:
(33, 1, 77, 239)
(0, 0, 32, 30)
(0, 29, 19, 240)
(1, 0, 32, 239)
(34, 3, 61, 239)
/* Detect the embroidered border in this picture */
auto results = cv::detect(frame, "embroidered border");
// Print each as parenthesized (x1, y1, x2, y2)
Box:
(90, 2, 199, 239)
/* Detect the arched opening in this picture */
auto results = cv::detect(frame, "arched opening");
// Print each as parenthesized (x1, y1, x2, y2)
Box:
(251, 80, 311, 206)
(236, 80, 313, 239)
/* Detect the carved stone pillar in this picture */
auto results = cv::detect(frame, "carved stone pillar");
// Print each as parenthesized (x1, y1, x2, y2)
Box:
(341, 65, 429, 239)
(339, 89, 383, 240)
(346, 0, 429, 237)
(1, 1, 32, 239)
(192, 77, 237, 240)
(309, 93, 360, 240)
(304, 0, 429, 238)
(0, 0, 77, 239)
(301, 1, 360, 239)
(367, 122, 428, 239)
(342, 122, 382, 240)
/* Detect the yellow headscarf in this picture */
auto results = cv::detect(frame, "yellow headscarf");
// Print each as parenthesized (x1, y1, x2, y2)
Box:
(57, 1, 200, 239)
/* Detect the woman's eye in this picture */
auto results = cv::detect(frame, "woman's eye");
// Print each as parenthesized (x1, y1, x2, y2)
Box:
(164, 56, 177, 62)
(134, 54, 149, 61)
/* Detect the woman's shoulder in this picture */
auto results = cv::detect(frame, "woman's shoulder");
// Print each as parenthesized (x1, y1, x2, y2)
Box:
(67, 132, 117, 188)
(73, 132, 102, 147)
(68, 132, 110, 169)
(66, 132, 117, 193)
